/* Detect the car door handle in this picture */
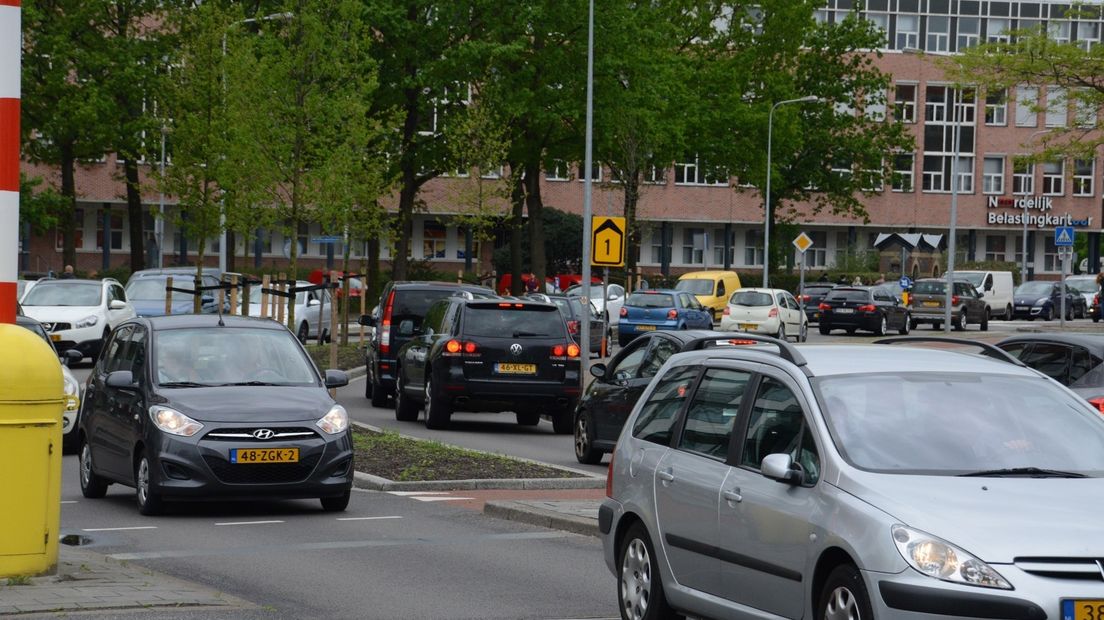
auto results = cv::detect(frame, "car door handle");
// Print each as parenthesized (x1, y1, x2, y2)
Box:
(723, 488, 743, 503)
(657, 469, 675, 484)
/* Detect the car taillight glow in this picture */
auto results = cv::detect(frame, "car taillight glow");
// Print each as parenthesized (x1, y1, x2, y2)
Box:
(552, 344, 566, 357)
(445, 339, 462, 354)
(818, 303, 831, 311)
(567, 343, 581, 358)
(952, 295, 960, 305)
(379, 290, 395, 354)
(463, 341, 478, 354)
(567, 320, 580, 335)
(858, 304, 876, 312)
(619, 307, 627, 318)
(667, 309, 678, 320)
(1090, 397, 1104, 414)
(768, 308, 778, 318)
(801, 294, 811, 302)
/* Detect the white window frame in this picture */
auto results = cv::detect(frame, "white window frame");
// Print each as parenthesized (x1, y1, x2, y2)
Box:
(1074, 90, 1098, 128)
(957, 17, 980, 50)
(985, 89, 1007, 126)
(895, 83, 917, 123)
(545, 160, 570, 181)
(892, 153, 915, 192)
(926, 16, 950, 52)
(577, 162, 602, 183)
(982, 156, 1005, 195)
(1013, 159, 1035, 195)
(984, 235, 1007, 262)
(987, 18, 1011, 44)
(1048, 20, 1071, 44)
(1078, 22, 1100, 51)
(744, 229, 763, 267)
(895, 14, 919, 50)
(1042, 160, 1065, 196)
(681, 227, 705, 265)
(1073, 159, 1094, 196)
(864, 88, 887, 121)
(1046, 86, 1068, 128)
(1015, 86, 1039, 127)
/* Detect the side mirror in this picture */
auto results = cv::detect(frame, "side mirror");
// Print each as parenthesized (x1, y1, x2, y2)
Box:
(977, 292, 985, 299)
(607, 291, 620, 301)
(105, 370, 136, 390)
(985, 281, 993, 291)
(324, 369, 349, 389)
(398, 319, 415, 337)
(589, 362, 607, 380)
(307, 298, 320, 307)
(761, 453, 801, 484)
(358, 314, 377, 327)
(62, 349, 82, 367)
(109, 300, 127, 310)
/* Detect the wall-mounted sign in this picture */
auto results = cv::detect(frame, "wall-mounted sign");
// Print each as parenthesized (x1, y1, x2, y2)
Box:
(985, 195, 1093, 228)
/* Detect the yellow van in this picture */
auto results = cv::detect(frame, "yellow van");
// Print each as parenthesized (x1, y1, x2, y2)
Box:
(675, 270, 743, 322)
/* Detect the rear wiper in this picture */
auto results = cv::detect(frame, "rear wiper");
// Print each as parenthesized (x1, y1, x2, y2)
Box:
(158, 381, 209, 388)
(512, 331, 547, 337)
(958, 467, 1087, 478)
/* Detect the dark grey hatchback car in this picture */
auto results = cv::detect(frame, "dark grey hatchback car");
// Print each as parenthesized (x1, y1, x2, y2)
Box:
(78, 315, 353, 515)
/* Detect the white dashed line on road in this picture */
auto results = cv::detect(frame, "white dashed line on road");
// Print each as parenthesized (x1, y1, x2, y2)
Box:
(411, 496, 474, 502)
(386, 491, 451, 496)
(60, 500, 78, 504)
(82, 526, 158, 532)
(336, 516, 403, 521)
(214, 520, 285, 526)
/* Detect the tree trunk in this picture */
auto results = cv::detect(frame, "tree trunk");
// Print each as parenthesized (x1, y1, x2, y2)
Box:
(227, 230, 236, 273)
(123, 158, 145, 271)
(368, 235, 380, 302)
(393, 175, 415, 281)
(525, 160, 545, 290)
(624, 171, 641, 285)
(59, 144, 77, 269)
(509, 170, 524, 295)
(340, 242, 351, 346)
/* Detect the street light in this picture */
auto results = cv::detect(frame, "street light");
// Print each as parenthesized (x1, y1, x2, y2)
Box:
(219, 12, 295, 274)
(157, 126, 168, 268)
(763, 95, 822, 288)
(1021, 129, 1053, 283)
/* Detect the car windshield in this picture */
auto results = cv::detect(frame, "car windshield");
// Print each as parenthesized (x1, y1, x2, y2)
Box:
(729, 291, 772, 307)
(675, 279, 714, 295)
(22, 282, 102, 306)
(824, 289, 870, 302)
(126, 276, 212, 301)
(1016, 281, 1054, 295)
(911, 281, 945, 295)
(463, 305, 564, 338)
(626, 292, 675, 308)
(154, 327, 318, 387)
(957, 273, 985, 287)
(1066, 278, 1098, 294)
(391, 290, 462, 331)
(816, 372, 1104, 475)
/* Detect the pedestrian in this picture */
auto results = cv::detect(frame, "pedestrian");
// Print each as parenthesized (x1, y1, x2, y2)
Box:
(60, 264, 75, 279)
(817, 272, 829, 283)
(637, 276, 650, 291)
(837, 275, 849, 285)
(852, 276, 863, 286)
(874, 273, 886, 285)
(525, 274, 539, 294)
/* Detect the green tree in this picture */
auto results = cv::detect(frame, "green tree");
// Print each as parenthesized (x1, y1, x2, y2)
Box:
(19, 173, 65, 235)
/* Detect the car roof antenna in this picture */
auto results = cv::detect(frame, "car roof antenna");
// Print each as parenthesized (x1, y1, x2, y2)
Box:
(216, 287, 225, 327)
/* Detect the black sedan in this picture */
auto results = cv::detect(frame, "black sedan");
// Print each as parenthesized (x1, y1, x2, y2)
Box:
(797, 282, 836, 323)
(1012, 281, 1086, 321)
(573, 329, 753, 464)
(78, 315, 353, 515)
(996, 333, 1104, 410)
(817, 286, 910, 336)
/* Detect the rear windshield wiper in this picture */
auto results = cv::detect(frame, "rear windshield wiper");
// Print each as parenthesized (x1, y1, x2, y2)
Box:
(158, 381, 210, 388)
(512, 331, 548, 337)
(958, 467, 1087, 478)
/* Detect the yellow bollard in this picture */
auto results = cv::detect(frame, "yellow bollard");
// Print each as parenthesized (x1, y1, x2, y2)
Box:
(0, 324, 65, 577)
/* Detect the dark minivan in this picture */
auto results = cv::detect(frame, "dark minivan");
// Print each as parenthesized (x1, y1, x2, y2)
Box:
(393, 298, 581, 432)
(359, 281, 496, 407)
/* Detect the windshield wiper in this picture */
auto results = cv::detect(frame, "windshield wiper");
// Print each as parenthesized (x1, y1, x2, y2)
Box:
(158, 381, 210, 388)
(512, 331, 548, 337)
(958, 467, 1087, 478)
(218, 381, 283, 386)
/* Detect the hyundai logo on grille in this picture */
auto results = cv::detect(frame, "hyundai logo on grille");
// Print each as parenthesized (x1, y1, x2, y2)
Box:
(252, 429, 275, 440)
(510, 343, 523, 355)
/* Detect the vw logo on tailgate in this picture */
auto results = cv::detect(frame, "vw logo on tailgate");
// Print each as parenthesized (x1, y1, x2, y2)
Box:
(510, 343, 523, 356)
(252, 429, 275, 440)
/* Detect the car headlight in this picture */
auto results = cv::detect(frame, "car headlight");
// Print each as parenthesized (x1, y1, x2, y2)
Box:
(316, 404, 349, 435)
(75, 315, 99, 329)
(149, 406, 203, 437)
(62, 372, 80, 412)
(892, 525, 1011, 590)
(1035, 298, 1049, 306)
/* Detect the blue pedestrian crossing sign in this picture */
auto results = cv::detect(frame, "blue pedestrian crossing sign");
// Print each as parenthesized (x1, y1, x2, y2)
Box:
(1055, 226, 1075, 247)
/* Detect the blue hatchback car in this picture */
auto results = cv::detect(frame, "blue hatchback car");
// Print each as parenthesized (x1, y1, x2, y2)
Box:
(617, 289, 713, 346)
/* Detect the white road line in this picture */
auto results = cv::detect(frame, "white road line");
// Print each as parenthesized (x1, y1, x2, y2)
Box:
(336, 516, 403, 521)
(82, 526, 158, 532)
(387, 491, 451, 496)
(60, 500, 78, 504)
(412, 496, 474, 502)
(214, 520, 285, 526)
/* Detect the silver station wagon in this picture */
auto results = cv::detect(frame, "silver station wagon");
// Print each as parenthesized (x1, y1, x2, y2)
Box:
(600, 337, 1104, 620)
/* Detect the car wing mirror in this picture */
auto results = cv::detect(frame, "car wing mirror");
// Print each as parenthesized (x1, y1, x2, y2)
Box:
(109, 300, 127, 310)
(398, 319, 415, 337)
(105, 370, 137, 390)
(358, 314, 377, 327)
(62, 349, 82, 366)
(324, 369, 349, 389)
(589, 362, 607, 380)
(761, 453, 801, 485)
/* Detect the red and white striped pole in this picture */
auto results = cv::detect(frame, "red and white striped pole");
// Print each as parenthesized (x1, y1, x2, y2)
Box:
(0, 0, 19, 324)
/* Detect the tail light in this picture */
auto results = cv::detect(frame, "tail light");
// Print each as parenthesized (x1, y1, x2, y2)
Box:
(567, 320, 580, 335)
(818, 303, 831, 311)
(768, 308, 778, 318)
(567, 343, 581, 358)
(552, 344, 566, 357)
(723, 306, 731, 316)
(619, 307, 627, 318)
(379, 290, 396, 354)
(552, 343, 581, 359)
(605, 449, 615, 497)
(463, 341, 478, 354)
(858, 304, 876, 312)
(801, 294, 811, 302)
(1095, 294, 1101, 306)
(667, 309, 678, 320)
(1090, 397, 1104, 414)
(444, 340, 479, 356)
(445, 339, 462, 354)
(952, 295, 960, 305)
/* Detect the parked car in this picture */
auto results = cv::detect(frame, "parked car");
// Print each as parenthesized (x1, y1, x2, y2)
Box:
(573, 330, 755, 464)
(907, 278, 988, 330)
(796, 282, 836, 323)
(125, 267, 222, 287)
(957, 270, 1016, 319)
(393, 298, 581, 432)
(600, 338, 1104, 620)
(21, 278, 137, 360)
(1065, 275, 1099, 316)
(617, 290, 714, 346)
(241, 280, 333, 343)
(565, 283, 625, 325)
(17, 278, 44, 302)
(77, 314, 352, 515)
(359, 281, 497, 407)
(719, 288, 808, 342)
(1012, 280, 1084, 321)
(124, 273, 225, 317)
(528, 293, 607, 355)
(1094, 292, 1103, 323)
(997, 333, 1104, 410)
(16, 315, 83, 453)
(675, 270, 742, 322)
(818, 286, 911, 335)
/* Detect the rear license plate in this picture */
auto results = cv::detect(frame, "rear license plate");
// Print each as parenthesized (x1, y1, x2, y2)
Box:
(739, 323, 758, 330)
(50, 334, 61, 342)
(494, 363, 537, 375)
(636, 325, 656, 331)
(1062, 599, 1104, 620)
(835, 308, 854, 314)
(230, 448, 299, 464)
(923, 301, 940, 307)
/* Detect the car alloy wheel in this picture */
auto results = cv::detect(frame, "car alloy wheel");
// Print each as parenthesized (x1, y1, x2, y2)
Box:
(79, 441, 107, 498)
(135, 453, 163, 515)
(621, 538, 653, 620)
(574, 413, 602, 464)
(824, 586, 861, 620)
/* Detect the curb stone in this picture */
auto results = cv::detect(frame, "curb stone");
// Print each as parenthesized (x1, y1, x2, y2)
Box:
(483, 500, 600, 537)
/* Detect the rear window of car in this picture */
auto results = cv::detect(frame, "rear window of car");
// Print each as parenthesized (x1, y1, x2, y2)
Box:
(391, 289, 464, 329)
(911, 281, 945, 295)
(626, 293, 675, 308)
(463, 304, 566, 338)
(729, 291, 773, 307)
(824, 289, 870, 302)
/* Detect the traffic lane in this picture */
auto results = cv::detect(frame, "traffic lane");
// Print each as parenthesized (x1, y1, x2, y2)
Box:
(336, 375, 609, 475)
(59, 456, 618, 620)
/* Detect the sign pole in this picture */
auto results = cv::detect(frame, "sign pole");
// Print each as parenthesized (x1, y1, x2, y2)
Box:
(0, 0, 20, 324)
(1061, 248, 1068, 328)
(580, 0, 594, 383)
(1055, 226, 1075, 327)
(799, 252, 806, 320)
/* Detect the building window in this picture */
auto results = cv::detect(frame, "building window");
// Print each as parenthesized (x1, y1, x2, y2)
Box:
(1016, 86, 1039, 127)
(834, 231, 850, 267)
(744, 229, 763, 267)
(865, 13, 889, 46)
(1046, 87, 1068, 127)
(480, 165, 505, 180)
(925, 85, 947, 123)
(650, 228, 668, 264)
(922, 88, 975, 194)
(297, 222, 310, 255)
(926, 16, 950, 52)
(895, 14, 919, 50)
(674, 156, 726, 186)
(1012, 159, 1035, 195)
(1044, 236, 1060, 272)
(1078, 22, 1100, 51)
(982, 156, 1005, 194)
(1048, 20, 1071, 44)
(577, 162, 601, 182)
(1074, 91, 1098, 128)
(1073, 159, 1094, 196)
(644, 164, 667, 185)
(986, 18, 1011, 43)
(56, 208, 85, 250)
(422, 220, 447, 259)
(1042, 160, 1065, 195)
(892, 153, 915, 192)
(957, 17, 980, 50)
(985, 89, 1007, 125)
(96, 212, 124, 251)
(894, 84, 917, 123)
(1014, 234, 1025, 266)
(984, 235, 1007, 262)
(803, 231, 827, 268)
(456, 240, 481, 261)
(712, 228, 735, 266)
(864, 88, 887, 121)
(545, 160, 570, 181)
(681, 228, 705, 265)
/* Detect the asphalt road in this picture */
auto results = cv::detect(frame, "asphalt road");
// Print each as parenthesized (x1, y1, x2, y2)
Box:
(58, 455, 619, 620)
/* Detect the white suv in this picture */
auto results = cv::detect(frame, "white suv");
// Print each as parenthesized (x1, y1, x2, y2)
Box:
(21, 278, 136, 360)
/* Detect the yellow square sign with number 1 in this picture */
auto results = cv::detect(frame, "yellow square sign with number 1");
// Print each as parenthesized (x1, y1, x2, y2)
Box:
(592, 216, 626, 267)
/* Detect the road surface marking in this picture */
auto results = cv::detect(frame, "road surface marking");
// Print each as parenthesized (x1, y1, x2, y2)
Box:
(215, 520, 285, 526)
(411, 496, 474, 502)
(60, 500, 78, 504)
(336, 516, 403, 521)
(82, 526, 158, 532)
(387, 491, 451, 496)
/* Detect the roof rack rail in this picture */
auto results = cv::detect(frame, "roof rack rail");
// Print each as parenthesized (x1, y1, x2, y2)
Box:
(694, 332, 809, 369)
(873, 336, 1026, 367)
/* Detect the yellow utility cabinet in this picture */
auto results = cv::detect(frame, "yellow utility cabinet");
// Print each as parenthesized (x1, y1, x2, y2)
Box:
(0, 324, 65, 577)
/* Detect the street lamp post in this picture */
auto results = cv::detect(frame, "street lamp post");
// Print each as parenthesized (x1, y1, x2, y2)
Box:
(942, 87, 963, 333)
(1022, 129, 1052, 283)
(157, 126, 168, 268)
(580, 0, 595, 381)
(764, 96, 821, 288)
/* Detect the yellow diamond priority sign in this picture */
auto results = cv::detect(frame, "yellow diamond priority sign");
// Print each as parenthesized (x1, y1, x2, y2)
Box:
(793, 232, 814, 254)
(592, 216, 626, 267)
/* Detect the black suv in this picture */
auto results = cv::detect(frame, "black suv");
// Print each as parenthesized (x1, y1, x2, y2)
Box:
(392, 298, 581, 432)
(359, 281, 495, 407)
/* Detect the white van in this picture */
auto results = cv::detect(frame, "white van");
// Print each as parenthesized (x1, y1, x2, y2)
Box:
(955, 270, 1015, 319)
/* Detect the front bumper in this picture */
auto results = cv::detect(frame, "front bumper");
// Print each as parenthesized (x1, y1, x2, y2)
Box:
(1012, 304, 1047, 319)
(150, 424, 354, 500)
(47, 324, 105, 358)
